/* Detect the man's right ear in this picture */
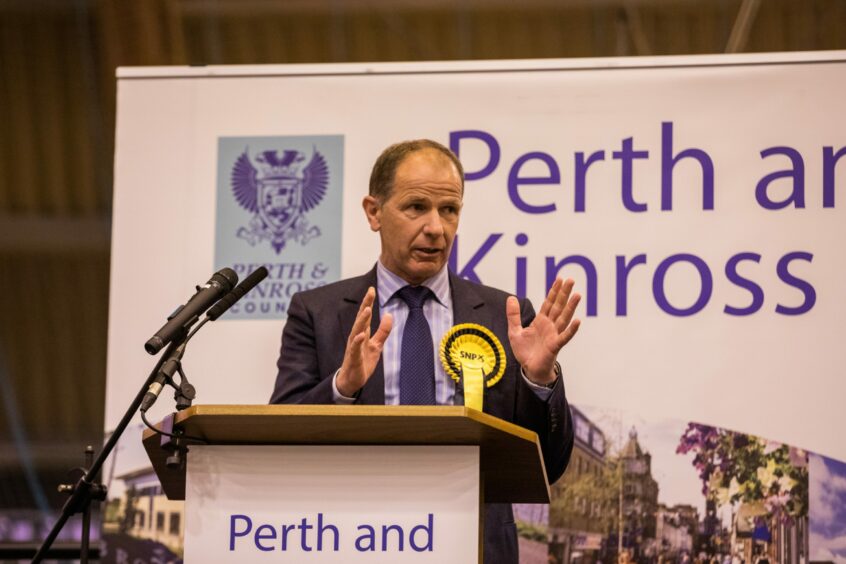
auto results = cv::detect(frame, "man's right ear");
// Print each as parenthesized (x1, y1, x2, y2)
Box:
(362, 195, 381, 232)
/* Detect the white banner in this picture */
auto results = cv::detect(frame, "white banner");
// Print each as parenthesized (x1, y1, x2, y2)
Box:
(105, 51, 846, 563)
(109, 52, 846, 460)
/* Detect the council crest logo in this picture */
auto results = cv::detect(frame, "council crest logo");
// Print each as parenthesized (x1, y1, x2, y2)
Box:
(231, 148, 329, 253)
(215, 135, 343, 320)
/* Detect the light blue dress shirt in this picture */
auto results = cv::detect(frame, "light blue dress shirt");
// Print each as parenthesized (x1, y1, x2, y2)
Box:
(332, 262, 555, 404)
(375, 261, 456, 405)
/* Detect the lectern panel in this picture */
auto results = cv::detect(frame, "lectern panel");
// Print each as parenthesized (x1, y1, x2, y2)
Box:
(184, 445, 479, 563)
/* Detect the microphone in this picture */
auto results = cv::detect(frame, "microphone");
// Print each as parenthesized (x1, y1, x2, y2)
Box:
(139, 267, 267, 412)
(144, 268, 238, 355)
(206, 266, 269, 320)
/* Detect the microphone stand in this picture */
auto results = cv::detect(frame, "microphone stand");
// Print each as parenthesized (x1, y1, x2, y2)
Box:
(32, 335, 187, 563)
(33, 266, 267, 561)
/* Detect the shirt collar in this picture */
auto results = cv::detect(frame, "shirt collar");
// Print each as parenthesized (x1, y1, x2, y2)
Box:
(376, 261, 451, 309)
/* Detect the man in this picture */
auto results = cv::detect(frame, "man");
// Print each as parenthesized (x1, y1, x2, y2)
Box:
(271, 139, 581, 563)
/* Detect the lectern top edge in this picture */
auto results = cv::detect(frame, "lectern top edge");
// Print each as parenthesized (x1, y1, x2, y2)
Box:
(173, 404, 539, 443)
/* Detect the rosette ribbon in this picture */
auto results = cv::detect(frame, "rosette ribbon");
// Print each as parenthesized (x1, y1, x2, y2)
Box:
(439, 323, 506, 411)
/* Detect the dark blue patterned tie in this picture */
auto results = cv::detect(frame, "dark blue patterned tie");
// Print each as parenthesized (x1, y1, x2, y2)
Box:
(397, 285, 436, 405)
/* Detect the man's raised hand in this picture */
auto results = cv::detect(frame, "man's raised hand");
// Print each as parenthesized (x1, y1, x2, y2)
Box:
(506, 277, 581, 386)
(336, 287, 393, 397)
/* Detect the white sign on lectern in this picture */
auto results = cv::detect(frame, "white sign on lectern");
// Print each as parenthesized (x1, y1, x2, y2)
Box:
(183, 445, 480, 562)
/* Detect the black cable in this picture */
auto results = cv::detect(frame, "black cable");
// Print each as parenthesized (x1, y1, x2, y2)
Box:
(140, 409, 206, 444)
(185, 316, 209, 342)
(140, 317, 208, 413)
(139, 311, 211, 443)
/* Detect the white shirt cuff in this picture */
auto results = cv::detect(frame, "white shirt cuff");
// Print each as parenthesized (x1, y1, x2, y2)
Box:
(332, 370, 357, 404)
(520, 367, 557, 401)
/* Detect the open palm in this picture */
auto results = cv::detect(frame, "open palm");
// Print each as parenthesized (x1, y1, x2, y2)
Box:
(506, 278, 581, 385)
(337, 287, 393, 397)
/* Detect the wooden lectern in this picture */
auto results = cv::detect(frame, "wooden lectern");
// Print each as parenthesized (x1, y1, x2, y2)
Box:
(143, 405, 550, 563)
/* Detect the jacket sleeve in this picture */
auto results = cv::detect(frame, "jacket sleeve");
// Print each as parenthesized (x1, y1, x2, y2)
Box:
(512, 297, 575, 484)
(269, 292, 337, 405)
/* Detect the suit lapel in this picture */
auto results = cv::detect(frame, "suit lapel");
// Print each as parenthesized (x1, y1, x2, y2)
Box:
(338, 266, 385, 405)
(450, 271, 486, 326)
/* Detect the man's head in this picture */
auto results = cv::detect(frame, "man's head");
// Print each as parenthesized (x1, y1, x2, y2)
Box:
(363, 140, 464, 285)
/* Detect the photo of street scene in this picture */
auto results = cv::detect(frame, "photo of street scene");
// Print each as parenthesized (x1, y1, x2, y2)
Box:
(99, 422, 183, 564)
(515, 404, 817, 564)
(809, 454, 846, 564)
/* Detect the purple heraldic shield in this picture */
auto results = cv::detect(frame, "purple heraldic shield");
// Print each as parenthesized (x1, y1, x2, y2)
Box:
(231, 148, 329, 253)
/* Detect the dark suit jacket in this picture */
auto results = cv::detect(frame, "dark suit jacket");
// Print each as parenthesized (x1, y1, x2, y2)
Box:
(270, 267, 575, 564)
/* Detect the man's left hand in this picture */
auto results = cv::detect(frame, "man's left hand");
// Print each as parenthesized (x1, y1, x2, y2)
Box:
(506, 277, 581, 386)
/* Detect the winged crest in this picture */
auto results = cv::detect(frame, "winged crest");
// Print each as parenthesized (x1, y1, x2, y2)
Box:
(230, 147, 329, 253)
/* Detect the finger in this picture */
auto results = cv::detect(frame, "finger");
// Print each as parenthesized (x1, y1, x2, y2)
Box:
(549, 278, 574, 319)
(348, 305, 373, 345)
(548, 278, 575, 321)
(359, 286, 376, 312)
(555, 293, 582, 332)
(347, 331, 367, 363)
(539, 278, 562, 317)
(341, 331, 368, 392)
(370, 312, 393, 349)
(505, 296, 523, 335)
(556, 318, 581, 349)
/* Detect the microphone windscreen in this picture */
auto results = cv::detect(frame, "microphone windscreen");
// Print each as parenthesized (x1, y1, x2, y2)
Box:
(207, 266, 269, 320)
(213, 267, 239, 292)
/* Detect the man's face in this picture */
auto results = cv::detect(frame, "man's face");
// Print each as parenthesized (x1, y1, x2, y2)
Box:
(363, 149, 463, 285)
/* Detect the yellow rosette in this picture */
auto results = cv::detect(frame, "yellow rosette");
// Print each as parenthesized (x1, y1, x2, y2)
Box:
(439, 323, 506, 411)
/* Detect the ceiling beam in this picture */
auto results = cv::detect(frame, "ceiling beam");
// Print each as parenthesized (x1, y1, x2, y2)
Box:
(0, 441, 101, 468)
(0, 216, 110, 254)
